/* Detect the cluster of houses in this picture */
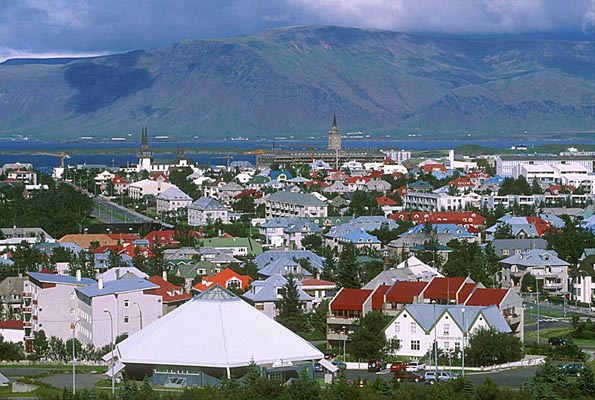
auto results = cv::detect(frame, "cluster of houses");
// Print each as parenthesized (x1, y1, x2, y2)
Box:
(1, 129, 594, 387)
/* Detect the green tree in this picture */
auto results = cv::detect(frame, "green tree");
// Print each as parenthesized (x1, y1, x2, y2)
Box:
(232, 195, 255, 213)
(545, 217, 595, 264)
(285, 367, 321, 400)
(302, 234, 323, 253)
(336, 243, 360, 288)
(33, 329, 49, 359)
(349, 311, 390, 361)
(494, 223, 515, 239)
(576, 366, 595, 397)
(442, 241, 497, 286)
(0, 334, 24, 361)
(465, 328, 524, 367)
(275, 274, 307, 334)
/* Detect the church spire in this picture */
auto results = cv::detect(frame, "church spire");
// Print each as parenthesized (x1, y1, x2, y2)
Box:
(332, 113, 337, 129)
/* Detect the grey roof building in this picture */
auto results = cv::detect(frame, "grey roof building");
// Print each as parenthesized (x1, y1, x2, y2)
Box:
(489, 238, 548, 258)
(264, 191, 327, 219)
(188, 196, 228, 226)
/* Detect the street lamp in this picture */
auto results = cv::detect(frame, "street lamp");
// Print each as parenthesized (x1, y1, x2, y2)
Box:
(536, 277, 540, 345)
(103, 309, 115, 394)
(432, 300, 438, 379)
(133, 302, 143, 330)
(71, 320, 80, 394)
(461, 307, 466, 378)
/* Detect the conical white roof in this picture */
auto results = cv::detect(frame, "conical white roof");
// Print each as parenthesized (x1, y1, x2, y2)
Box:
(116, 285, 323, 368)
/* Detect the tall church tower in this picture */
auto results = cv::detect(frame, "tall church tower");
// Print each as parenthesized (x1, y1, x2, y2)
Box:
(137, 126, 153, 172)
(327, 114, 341, 151)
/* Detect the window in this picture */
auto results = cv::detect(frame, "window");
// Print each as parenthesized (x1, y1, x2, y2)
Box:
(443, 323, 450, 335)
(455, 342, 461, 353)
(395, 321, 400, 333)
(124, 300, 129, 308)
(124, 316, 129, 324)
(410, 322, 416, 334)
(444, 341, 450, 350)
(411, 340, 420, 351)
(502, 249, 510, 256)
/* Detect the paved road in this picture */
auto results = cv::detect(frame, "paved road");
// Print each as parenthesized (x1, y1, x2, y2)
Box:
(41, 373, 104, 390)
(316, 365, 539, 388)
(91, 197, 157, 225)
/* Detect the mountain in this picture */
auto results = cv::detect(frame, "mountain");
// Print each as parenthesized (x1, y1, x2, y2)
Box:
(0, 25, 593, 139)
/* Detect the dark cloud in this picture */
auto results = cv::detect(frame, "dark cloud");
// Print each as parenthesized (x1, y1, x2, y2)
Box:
(0, 0, 593, 61)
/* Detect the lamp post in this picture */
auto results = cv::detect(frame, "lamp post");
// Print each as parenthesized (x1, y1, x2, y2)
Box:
(461, 307, 466, 378)
(432, 301, 438, 379)
(536, 278, 540, 345)
(133, 302, 143, 330)
(71, 320, 80, 395)
(103, 309, 115, 394)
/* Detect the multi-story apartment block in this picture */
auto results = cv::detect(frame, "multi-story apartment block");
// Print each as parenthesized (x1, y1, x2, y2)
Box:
(187, 196, 229, 226)
(264, 191, 327, 219)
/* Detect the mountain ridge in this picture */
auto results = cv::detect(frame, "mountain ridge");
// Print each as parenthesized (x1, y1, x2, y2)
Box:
(0, 25, 593, 138)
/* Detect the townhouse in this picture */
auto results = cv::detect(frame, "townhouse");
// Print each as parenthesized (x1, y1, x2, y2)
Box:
(156, 187, 193, 213)
(243, 274, 313, 318)
(264, 191, 328, 219)
(187, 196, 229, 226)
(500, 249, 570, 294)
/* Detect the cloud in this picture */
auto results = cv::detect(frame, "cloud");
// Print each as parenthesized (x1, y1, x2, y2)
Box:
(0, 0, 592, 59)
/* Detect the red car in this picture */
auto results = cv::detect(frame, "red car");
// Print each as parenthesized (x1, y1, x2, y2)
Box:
(394, 371, 424, 383)
(390, 362, 407, 372)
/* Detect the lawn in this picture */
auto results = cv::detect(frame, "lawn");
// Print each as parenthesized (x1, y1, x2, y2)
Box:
(525, 326, 595, 348)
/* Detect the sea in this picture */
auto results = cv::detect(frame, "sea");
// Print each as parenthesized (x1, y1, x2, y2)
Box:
(0, 137, 592, 174)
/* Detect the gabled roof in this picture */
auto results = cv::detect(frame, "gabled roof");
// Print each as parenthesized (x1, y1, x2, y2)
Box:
(421, 277, 468, 301)
(330, 288, 373, 311)
(265, 191, 327, 207)
(500, 249, 569, 267)
(148, 275, 192, 304)
(156, 187, 192, 201)
(457, 282, 477, 303)
(101, 267, 148, 282)
(189, 196, 225, 210)
(372, 285, 391, 310)
(116, 285, 323, 369)
(243, 274, 311, 302)
(0, 320, 24, 330)
(299, 278, 336, 288)
(193, 268, 251, 292)
(465, 288, 508, 307)
(385, 281, 428, 304)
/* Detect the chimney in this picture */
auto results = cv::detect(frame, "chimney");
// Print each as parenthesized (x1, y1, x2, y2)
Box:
(76, 269, 81, 282)
(162, 270, 167, 282)
(98, 276, 104, 290)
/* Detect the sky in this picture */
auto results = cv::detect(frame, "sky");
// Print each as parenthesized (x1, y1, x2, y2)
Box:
(0, 0, 593, 61)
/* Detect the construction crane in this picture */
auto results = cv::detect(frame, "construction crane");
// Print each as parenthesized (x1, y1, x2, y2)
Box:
(243, 149, 265, 155)
(35, 152, 71, 168)
(303, 144, 316, 163)
(211, 153, 233, 171)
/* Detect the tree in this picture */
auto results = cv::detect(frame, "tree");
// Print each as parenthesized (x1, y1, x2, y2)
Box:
(577, 366, 595, 397)
(285, 367, 321, 400)
(442, 241, 498, 286)
(531, 178, 543, 194)
(275, 274, 307, 334)
(349, 311, 390, 360)
(494, 223, 515, 239)
(465, 328, 524, 367)
(545, 217, 595, 264)
(0, 334, 25, 361)
(336, 243, 360, 288)
(33, 329, 49, 359)
(232, 195, 255, 213)
(302, 234, 323, 253)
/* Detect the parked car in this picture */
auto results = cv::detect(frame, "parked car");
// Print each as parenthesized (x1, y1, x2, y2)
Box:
(394, 371, 425, 383)
(558, 363, 584, 376)
(548, 337, 568, 346)
(324, 352, 337, 360)
(423, 371, 458, 383)
(332, 359, 347, 370)
(314, 363, 323, 372)
(367, 359, 388, 372)
(407, 361, 426, 372)
(390, 361, 407, 372)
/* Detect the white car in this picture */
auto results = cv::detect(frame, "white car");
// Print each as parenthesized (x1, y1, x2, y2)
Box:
(407, 361, 426, 371)
(423, 371, 457, 383)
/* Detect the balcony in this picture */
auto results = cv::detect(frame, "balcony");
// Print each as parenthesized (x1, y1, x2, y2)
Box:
(327, 332, 349, 341)
(327, 316, 358, 326)
(22, 292, 32, 298)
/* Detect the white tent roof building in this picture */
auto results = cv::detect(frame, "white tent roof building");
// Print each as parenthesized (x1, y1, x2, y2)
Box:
(111, 285, 323, 386)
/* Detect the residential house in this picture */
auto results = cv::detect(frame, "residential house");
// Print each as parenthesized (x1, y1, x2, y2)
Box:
(384, 304, 511, 358)
(571, 254, 595, 304)
(193, 268, 251, 293)
(188, 197, 229, 226)
(111, 176, 130, 195)
(0, 275, 25, 318)
(500, 249, 570, 294)
(243, 274, 312, 318)
(156, 187, 193, 213)
(264, 191, 328, 219)
(198, 237, 262, 256)
(259, 217, 322, 249)
(363, 256, 442, 289)
(389, 211, 486, 230)
(255, 250, 324, 276)
(148, 275, 192, 314)
(489, 238, 548, 258)
(299, 278, 337, 306)
(0, 320, 24, 343)
(218, 182, 244, 205)
(465, 287, 524, 338)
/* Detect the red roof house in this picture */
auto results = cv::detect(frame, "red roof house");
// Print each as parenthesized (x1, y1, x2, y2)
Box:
(193, 268, 251, 292)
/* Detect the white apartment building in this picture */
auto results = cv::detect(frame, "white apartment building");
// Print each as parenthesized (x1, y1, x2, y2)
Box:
(496, 155, 595, 177)
(573, 254, 595, 304)
(264, 191, 328, 219)
(24, 272, 95, 349)
(128, 179, 176, 200)
(75, 277, 162, 348)
(404, 192, 481, 211)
